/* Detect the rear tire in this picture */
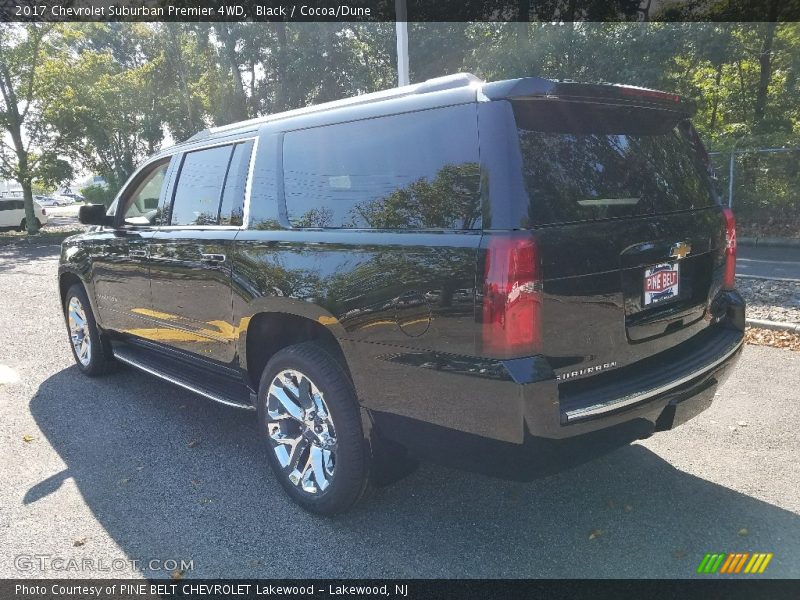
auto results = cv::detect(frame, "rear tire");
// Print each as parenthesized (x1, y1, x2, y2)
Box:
(64, 284, 114, 376)
(257, 342, 370, 515)
(19, 218, 43, 232)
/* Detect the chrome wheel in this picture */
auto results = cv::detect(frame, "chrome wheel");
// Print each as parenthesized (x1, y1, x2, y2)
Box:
(265, 369, 336, 495)
(67, 296, 92, 366)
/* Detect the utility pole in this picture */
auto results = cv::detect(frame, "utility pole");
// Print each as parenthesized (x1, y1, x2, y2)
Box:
(395, 0, 410, 86)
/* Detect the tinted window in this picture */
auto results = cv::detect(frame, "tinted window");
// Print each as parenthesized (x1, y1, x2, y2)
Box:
(219, 140, 253, 226)
(122, 162, 169, 226)
(170, 145, 232, 226)
(283, 105, 481, 229)
(0, 200, 24, 210)
(514, 102, 716, 226)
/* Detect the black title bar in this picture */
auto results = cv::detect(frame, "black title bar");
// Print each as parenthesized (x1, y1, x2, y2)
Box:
(5, 579, 800, 600)
(1, 0, 799, 22)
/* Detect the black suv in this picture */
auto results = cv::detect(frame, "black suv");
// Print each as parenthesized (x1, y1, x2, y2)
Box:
(60, 73, 744, 514)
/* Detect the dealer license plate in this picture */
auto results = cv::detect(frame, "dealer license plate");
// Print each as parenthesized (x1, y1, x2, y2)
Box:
(644, 262, 680, 306)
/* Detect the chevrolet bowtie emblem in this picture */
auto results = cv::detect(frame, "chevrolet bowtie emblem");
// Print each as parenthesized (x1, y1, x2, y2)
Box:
(669, 242, 692, 260)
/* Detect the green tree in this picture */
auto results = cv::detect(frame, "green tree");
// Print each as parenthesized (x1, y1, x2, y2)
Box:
(39, 23, 165, 194)
(0, 24, 72, 234)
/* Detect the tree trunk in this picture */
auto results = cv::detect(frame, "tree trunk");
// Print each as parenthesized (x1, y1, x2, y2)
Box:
(214, 24, 249, 122)
(166, 25, 198, 134)
(754, 20, 777, 130)
(21, 178, 37, 235)
(516, 0, 530, 46)
(14, 138, 38, 234)
(274, 21, 289, 112)
(709, 62, 723, 130)
(8, 125, 39, 234)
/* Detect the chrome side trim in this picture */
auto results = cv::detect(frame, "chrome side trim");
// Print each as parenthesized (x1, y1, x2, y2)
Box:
(113, 350, 255, 411)
(564, 338, 743, 423)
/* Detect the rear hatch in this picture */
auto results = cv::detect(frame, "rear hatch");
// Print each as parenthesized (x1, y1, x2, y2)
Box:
(506, 86, 728, 378)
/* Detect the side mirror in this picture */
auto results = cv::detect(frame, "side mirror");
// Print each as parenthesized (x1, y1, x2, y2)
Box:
(79, 204, 113, 226)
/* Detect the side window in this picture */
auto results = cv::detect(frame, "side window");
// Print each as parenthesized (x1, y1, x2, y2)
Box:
(283, 104, 481, 229)
(121, 160, 170, 226)
(170, 145, 232, 226)
(219, 140, 254, 226)
(169, 141, 253, 227)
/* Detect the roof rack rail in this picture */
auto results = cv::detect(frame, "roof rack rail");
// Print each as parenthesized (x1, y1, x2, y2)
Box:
(185, 129, 211, 143)
(183, 72, 483, 141)
(414, 72, 482, 94)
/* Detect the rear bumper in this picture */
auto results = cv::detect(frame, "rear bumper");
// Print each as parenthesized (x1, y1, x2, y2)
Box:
(354, 295, 745, 457)
(363, 328, 742, 479)
(529, 324, 743, 439)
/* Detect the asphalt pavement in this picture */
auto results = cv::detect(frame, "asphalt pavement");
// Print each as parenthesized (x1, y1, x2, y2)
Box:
(737, 245, 800, 281)
(1, 242, 799, 579)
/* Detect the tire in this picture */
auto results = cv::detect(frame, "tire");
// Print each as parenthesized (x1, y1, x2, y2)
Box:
(63, 284, 114, 376)
(19, 218, 42, 232)
(257, 342, 370, 515)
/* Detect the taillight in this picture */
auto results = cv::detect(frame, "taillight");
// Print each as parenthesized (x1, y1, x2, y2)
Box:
(41, 208, 46, 216)
(481, 234, 542, 357)
(722, 208, 736, 289)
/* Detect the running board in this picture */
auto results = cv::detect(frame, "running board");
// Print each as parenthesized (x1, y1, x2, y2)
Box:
(113, 344, 255, 411)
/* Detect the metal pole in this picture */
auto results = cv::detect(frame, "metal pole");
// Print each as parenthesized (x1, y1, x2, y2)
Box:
(728, 151, 735, 208)
(395, 0, 409, 86)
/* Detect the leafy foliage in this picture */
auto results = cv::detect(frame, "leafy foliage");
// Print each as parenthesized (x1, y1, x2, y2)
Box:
(80, 184, 115, 207)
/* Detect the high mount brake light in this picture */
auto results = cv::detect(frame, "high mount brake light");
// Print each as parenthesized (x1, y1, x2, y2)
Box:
(722, 208, 737, 290)
(482, 234, 542, 357)
(618, 87, 681, 103)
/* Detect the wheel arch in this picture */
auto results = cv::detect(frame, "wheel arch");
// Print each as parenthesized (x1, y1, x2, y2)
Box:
(58, 270, 86, 307)
(241, 308, 353, 392)
(58, 268, 104, 328)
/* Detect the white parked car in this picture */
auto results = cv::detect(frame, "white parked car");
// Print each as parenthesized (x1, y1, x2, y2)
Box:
(0, 197, 48, 230)
(55, 194, 81, 205)
(35, 195, 61, 207)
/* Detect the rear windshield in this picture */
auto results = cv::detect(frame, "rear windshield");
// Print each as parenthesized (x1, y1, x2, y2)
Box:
(513, 101, 716, 226)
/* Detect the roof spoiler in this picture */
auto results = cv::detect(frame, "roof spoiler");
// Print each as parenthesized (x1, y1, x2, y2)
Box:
(483, 77, 695, 115)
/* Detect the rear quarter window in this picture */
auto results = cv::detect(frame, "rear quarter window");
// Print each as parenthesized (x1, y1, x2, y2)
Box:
(282, 104, 481, 230)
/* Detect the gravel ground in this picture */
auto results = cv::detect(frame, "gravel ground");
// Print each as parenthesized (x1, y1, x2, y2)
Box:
(0, 243, 799, 579)
(737, 277, 800, 325)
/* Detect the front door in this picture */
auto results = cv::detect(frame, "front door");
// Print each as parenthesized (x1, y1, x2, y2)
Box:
(91, 158, 173, 334)
(147, 140, 253, 365)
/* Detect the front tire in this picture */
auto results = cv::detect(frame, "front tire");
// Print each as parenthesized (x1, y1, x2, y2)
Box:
(257, 342, 370, 515)
(64, 284, 114, 376)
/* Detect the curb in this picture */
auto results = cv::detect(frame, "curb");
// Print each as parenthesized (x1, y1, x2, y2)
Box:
(738, 236, 800, 248)
(745, 318, 800, 333)
(737, 274, 800, 283)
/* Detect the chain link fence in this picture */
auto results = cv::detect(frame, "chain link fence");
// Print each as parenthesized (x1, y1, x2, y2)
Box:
(709, 148, 800, 238)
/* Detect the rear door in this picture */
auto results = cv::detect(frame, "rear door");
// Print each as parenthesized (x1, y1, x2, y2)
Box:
(147, 139, 254, 365)
(491, 98, 726, 375)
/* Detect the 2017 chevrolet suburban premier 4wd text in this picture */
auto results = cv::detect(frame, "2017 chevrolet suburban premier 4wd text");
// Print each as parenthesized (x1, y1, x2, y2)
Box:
(59, 73, 745, 514)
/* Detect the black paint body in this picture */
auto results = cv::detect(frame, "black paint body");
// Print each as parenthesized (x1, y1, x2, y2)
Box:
(59, 75, 745, 472)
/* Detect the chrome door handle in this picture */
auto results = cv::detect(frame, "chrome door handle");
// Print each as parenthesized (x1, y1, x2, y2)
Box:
(129, 249, 147, 258)
(201, 253, 226, 263)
